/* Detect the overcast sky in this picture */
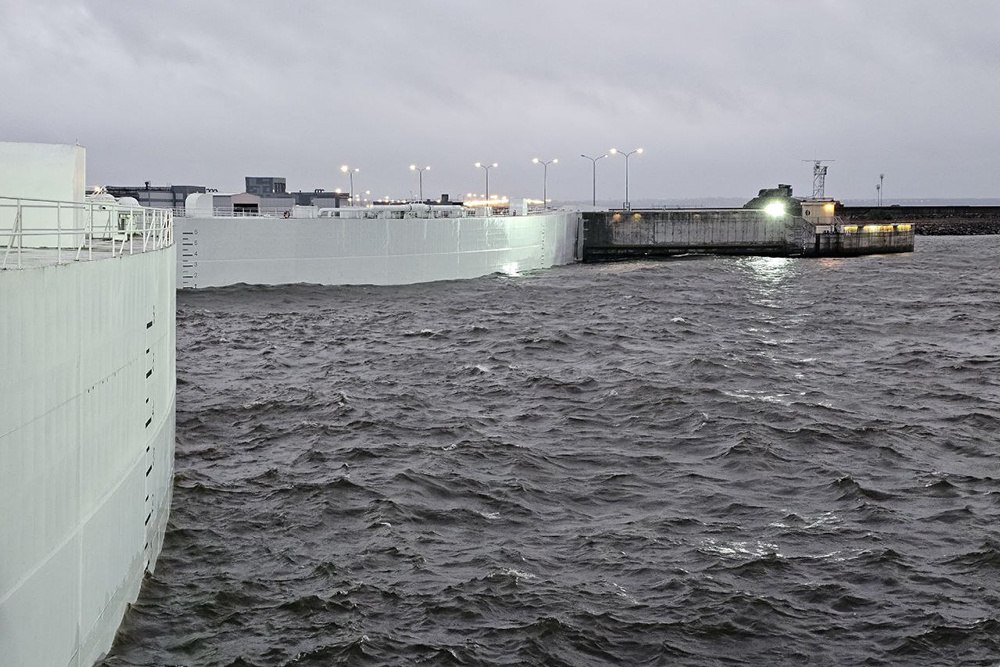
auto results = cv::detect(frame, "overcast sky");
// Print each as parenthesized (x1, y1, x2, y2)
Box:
(3, 0, 999, 203)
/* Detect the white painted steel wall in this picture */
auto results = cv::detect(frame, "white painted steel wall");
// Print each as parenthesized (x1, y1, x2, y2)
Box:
(0, 143, 87, 247)
(176, 211, 580, 288)
(0, 246, 176, 667)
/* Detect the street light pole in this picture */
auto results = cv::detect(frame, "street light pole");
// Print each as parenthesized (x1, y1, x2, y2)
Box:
(532, 157, 558, 209)
(409, 164, 430, 201)
(879, 173, 885, 206)
(340, 165, 359, 205)
(609, 147, 643, 210)
(580, 153, 608, 207)
(474, 162, 498, 206)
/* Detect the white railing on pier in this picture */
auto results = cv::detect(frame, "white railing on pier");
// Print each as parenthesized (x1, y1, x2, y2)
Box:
(0, 196, 173, 270)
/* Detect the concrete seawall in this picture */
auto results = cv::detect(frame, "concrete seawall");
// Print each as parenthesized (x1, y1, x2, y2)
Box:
(581, 209, 814, 261)
(582, 209, 913, 260)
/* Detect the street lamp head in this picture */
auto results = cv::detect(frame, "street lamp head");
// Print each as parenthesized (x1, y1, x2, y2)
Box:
(609, 148, 618, 155)
(340, 165, 349, 173)
(552, 158, 558, 164)
(764, 201, 786, 218)
(532, 158, 540, 164)
(410, 164, 416, 171)
(636, 148, 644, 155)
(474, 162, 481, 168)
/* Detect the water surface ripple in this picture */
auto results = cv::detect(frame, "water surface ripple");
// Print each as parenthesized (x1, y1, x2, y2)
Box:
(103, 236, 1000, 666)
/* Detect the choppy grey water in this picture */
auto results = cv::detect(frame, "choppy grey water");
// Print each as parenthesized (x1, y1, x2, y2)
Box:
(102, 236, 1000, 666)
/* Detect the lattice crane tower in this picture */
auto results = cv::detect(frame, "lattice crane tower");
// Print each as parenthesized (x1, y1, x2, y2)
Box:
(803, 159, 834, 198)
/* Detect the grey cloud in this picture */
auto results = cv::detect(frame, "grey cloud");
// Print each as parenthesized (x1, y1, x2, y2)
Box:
(2, 0, 998, 201)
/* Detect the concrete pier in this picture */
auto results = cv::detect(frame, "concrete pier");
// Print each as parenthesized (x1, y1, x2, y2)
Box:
(581, 208, 914, 261)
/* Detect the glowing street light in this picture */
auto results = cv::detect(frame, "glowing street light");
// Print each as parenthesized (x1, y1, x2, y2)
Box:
(474, 162, 498, 204)
(580, 153, 608, 207)
(609, 147, 643, 210)
(764, 200, 786, 217)
(340, 165, 359, 204)
(409, 164, 430, 201)
(532, 157, 558, 209)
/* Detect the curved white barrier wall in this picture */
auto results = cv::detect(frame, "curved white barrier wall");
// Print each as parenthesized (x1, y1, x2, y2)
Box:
(0, 246, 176, 667)
(176, 211, 580, 288)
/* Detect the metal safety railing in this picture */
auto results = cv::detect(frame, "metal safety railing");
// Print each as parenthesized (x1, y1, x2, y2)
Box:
(181, 205, 540, 220)
(175, 207, 294, 219)
(0, 196, 173, 269)
(188, 206, 487, 219)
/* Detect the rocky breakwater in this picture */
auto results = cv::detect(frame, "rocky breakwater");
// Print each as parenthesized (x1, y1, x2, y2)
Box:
(840, 205, 1000, 236)
(911, 218, 1000, 235)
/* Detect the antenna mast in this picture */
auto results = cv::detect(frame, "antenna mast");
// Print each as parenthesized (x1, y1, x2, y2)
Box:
(803, 159, 834, 198)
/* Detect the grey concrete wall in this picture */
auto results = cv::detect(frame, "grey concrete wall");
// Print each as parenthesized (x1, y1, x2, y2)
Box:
(582, 210, 913, 260)
(582, 210, 814, 260)
(815, 228, 914, 255)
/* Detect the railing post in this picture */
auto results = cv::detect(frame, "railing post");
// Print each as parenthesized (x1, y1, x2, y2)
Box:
(17, 200, 23, 268)
(2, 199, 25, 269)
(57, 200, 62, 264)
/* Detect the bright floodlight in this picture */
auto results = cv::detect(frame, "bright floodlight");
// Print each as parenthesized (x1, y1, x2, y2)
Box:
(340, 165, 348, 173)
(764, 201, 786, 217)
